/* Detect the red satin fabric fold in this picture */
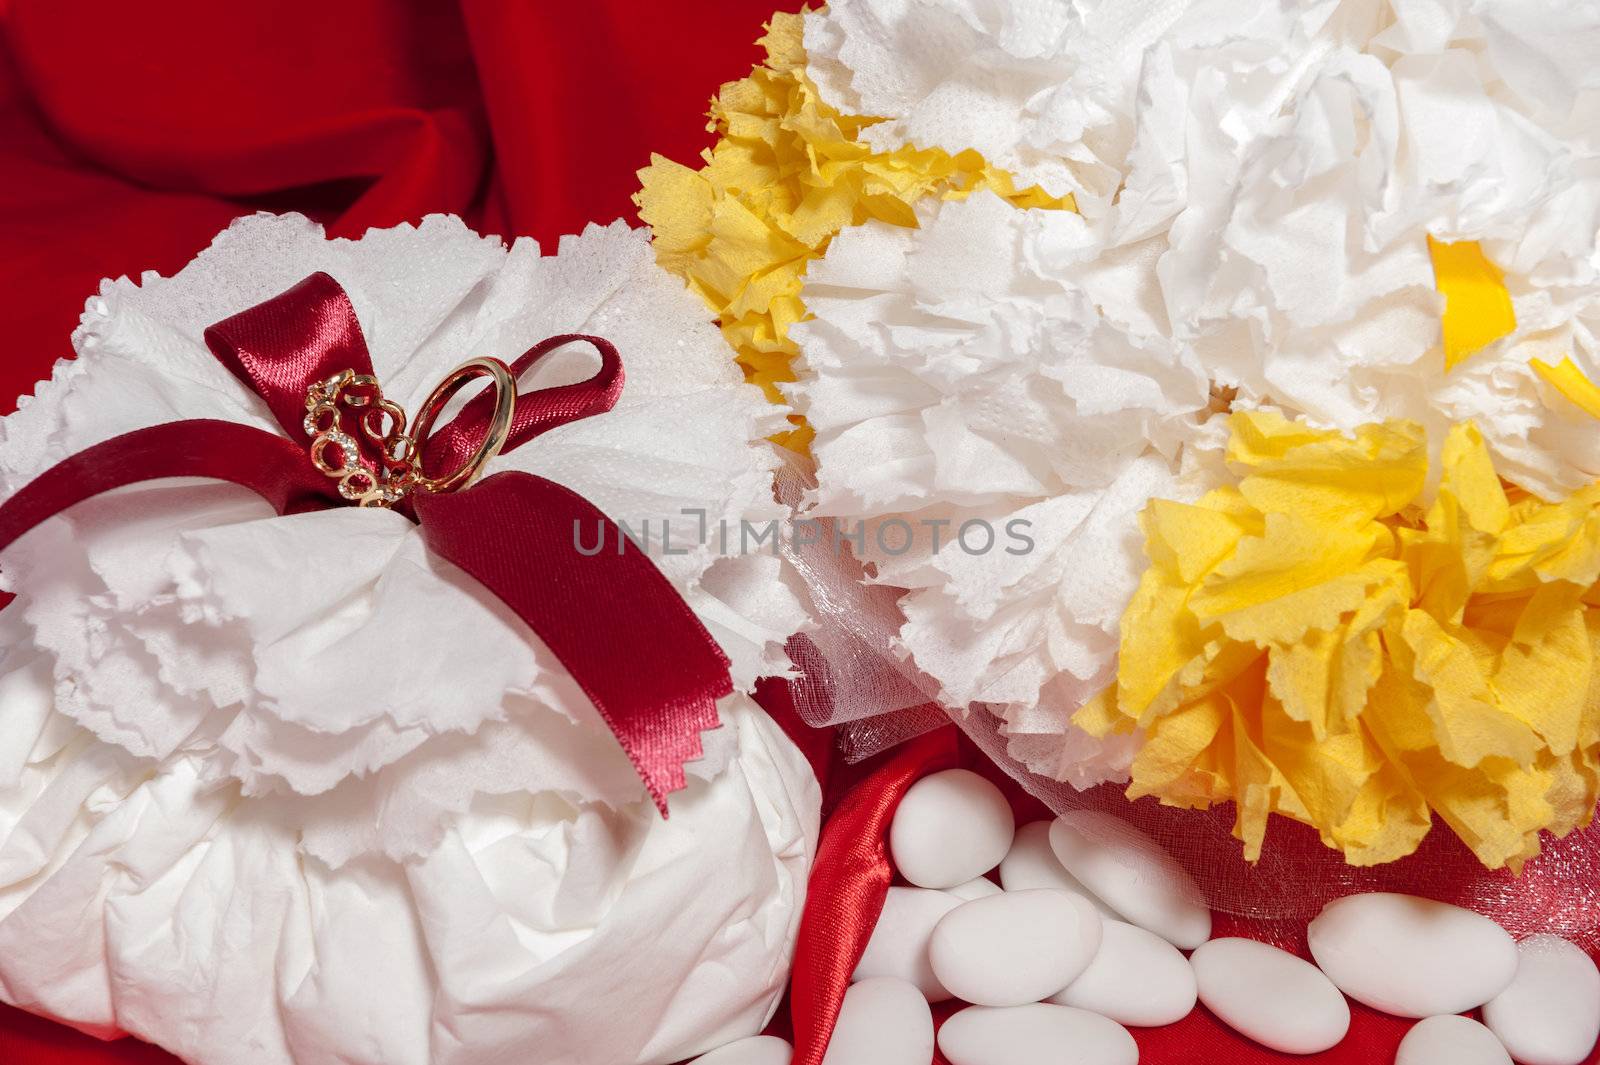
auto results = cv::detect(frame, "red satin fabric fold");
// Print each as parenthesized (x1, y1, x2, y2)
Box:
(0, 0, 783, 418)
(788, 729, 961, 1065)
(454, 0, 785, 242)
(5, 1, 485, 237)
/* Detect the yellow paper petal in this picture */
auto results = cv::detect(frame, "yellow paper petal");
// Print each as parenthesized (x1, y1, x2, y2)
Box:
(1114, 562, 1209, 723)
(1492, 582, 1590, 754)
(1439, 421, 1511, 535)
(1264, 581, 1397, 740)
(1228, 412, 1428, 523)
(1399, 608, 1541, 769)
(1428, 237, 1516, 370)
(1191, 513, 1398, 646)
(1126, 694, 1232, 805)
(1532, 355, 1600, 421)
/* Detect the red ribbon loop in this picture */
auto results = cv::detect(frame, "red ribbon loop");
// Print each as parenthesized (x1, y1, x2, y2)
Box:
(208, 272, 628, 478)
(423, 332, 624, 475)
(1, 273, 732, 815)
(206, 273, 377, 446)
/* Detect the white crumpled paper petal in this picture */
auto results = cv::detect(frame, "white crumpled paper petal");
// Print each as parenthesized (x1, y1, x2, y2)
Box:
(0, 213, 820, 1065)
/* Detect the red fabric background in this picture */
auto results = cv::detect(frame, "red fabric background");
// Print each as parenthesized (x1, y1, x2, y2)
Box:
(0, 2, 1594, 1064)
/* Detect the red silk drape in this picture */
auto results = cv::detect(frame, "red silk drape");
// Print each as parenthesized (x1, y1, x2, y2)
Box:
(0, 3, 1597, 1064)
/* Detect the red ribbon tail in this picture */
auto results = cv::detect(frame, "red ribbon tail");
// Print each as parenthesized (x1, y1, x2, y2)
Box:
(0, 420, 339, 551)
(412, 471, 732, 815)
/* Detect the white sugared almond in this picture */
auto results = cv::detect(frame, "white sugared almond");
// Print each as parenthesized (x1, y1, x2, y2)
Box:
(929, 889, 1103, 1007)
(1191, 937, 1350, 1054)
(1307, 893, 1517, 1017)
(1049, 811, 1210, 949)
(1051, 918, 1197, 1027)
(1481, 934, 1600, 1065)
(689, 1034, 794, 1065)
(947, 876, 1004, 901)
(820, 977, 933, 1065)
(1395, 1015, 1512, 1065)
(938, 1003, 1138, 1065)
(999, 821, 1118, 919)
(852, 887, 962, 1001)
(890, 769, 1015, 889)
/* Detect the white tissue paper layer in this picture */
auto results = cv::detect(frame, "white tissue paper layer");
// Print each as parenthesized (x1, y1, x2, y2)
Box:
(0, 213, 820, 1065)
(793, 0, 1600, 785)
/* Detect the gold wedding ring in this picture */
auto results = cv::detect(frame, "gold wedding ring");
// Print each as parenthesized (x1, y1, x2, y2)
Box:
(409, 357, 517, 494)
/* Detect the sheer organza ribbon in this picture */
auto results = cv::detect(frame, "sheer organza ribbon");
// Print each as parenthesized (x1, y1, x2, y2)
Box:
(0, 272, 732, 814)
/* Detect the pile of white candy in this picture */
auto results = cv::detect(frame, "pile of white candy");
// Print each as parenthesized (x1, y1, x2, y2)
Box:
(695, 768, 1600, 1065)
(818, 769, 1194, 1065)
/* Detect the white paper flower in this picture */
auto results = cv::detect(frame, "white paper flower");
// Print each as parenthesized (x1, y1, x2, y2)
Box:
(806, 0, 1600, 498)
(0, 213, 819, 1065)
(795, 0, 1600, 788)
(790, 189, 1212, 785)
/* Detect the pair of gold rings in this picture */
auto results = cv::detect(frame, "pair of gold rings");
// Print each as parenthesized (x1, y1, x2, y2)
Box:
(304, 356, 516, 506)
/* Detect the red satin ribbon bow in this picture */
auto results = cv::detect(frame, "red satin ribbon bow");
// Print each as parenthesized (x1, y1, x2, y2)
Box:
(0, 272, 732, 813)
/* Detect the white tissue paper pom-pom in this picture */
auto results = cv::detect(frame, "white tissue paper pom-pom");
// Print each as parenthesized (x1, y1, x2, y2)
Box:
(789, 189, 1214, 787)
(0, 212, 820, 1065)
(793, 0, 1600, 787)
(804, 0, 1600, 499)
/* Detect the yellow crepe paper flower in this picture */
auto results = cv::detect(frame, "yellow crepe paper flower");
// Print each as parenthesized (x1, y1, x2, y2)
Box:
(1078, 411, 1600, 870)
(634, 9, 1069, 450)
